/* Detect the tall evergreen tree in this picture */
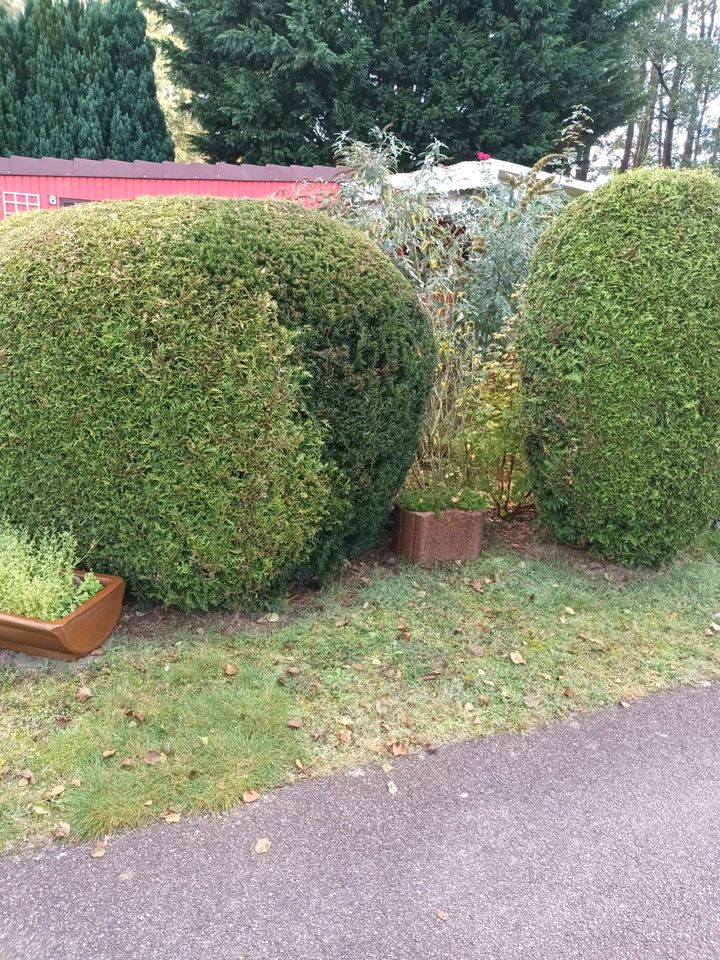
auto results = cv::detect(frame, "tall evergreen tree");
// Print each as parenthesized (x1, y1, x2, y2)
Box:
(152, 0, 653, 166)
(0, 0, 174, 160)
(0, 6, 20, 154)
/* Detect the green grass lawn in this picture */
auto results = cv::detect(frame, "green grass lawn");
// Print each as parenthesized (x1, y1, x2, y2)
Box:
(2, 533, 719, 852)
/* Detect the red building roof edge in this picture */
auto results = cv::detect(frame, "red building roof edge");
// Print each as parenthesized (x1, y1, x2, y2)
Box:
(0, 155, 343, 182)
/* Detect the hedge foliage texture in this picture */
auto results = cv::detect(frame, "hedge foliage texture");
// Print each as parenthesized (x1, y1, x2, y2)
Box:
(0, 196, 434, 607)
(518, 168, 720, 566)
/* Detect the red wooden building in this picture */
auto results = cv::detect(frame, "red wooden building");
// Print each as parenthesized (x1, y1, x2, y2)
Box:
(0, 155, 340, 219)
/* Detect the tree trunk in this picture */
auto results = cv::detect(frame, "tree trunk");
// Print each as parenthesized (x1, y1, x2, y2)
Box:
(662, 0, 689, 168)
(620, 121, 635, 171)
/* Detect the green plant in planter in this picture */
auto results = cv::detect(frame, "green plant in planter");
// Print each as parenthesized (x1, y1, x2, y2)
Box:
(0, 519, 102, 621)
(396, 487, 489, 515)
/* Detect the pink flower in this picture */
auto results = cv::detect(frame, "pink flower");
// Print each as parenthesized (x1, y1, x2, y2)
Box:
(475, 151, 491, 161)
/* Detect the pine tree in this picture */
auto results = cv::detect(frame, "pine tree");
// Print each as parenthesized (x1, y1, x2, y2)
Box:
(0, 6, 20, 154)
(18, 0, 83, 156)
(152, 0, 651, 166)
(80, 0, 174, 161)
(0, 0, 174, 161)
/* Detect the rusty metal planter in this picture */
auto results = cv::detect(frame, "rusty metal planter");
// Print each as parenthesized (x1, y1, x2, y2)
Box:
(392, 506, 484, 566)
(0, 574, 125, 661)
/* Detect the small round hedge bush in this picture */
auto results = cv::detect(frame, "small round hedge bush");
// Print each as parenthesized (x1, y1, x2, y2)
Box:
(518, 168, 720, 566)
(0, 196, 434, 608)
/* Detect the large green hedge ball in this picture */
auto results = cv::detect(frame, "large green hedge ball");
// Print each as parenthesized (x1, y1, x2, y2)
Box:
(518, 168, 720, 566)
(0, 196, 435, 607)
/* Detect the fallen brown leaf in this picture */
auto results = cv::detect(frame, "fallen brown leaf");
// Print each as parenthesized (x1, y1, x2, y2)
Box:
(18, 768, 35, 787)
(468, 644, 485, 657)
(119, 757, 133, 769)
(391, 742, 408, 757)
(287, 717, 303, 729)
(159, 810, 181, 824)
(242, 790, 260, 804)
(102, 749, 116, 759)
(509, 650, 526, 665)
(224, 663, 237, 676)
(51, 821, 71, 840)
(563, 687, 576, 699)
(143, 750, 163, 766)
(76, 685, 92, 704)
(254, 837, 272, 854)
(90, 843, 107, 859)
(41, 784, 66, 801)
(436, 910, 449, 922)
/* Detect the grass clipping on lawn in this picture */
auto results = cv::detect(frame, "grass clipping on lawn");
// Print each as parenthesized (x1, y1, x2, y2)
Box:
(1, 536, 719, 850)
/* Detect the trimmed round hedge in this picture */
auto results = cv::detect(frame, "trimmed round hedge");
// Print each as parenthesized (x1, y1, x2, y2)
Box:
(518, 168, 720, 566)
(0, 196, 434, 608)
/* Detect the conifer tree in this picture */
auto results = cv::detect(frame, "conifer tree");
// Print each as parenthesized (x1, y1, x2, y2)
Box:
(152, 0, 653, 166)
(0, 6, 20, 154)
(0, 0, 174, 160)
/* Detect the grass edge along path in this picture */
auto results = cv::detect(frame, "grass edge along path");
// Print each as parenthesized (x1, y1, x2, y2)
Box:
(1, 535, 719, 852)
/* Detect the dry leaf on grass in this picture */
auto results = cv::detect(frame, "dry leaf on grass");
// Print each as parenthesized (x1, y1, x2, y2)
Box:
(102, 749, 116, 759)
(224, 663, 238, 676)
(18, 769, 35, 787)
(287, 717, 303, 729)
(257, 612, 280, 624)
(509, 651, 526, 665)
(524, 694, 541, 709)
(143, 750, 163, 766)
(159, 810, 181, 824)
(51, 821, 71, 840)
(41, 784, 65, 801)
(242, 790, 260, 804)
(119, 757, 133, 769)
(76, 685, 92, 704)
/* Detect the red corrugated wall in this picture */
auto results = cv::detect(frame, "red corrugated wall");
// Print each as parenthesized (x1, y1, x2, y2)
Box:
(0, 175, 336, 219)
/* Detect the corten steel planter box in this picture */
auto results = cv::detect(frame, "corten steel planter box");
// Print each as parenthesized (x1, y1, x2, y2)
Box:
(0, 574, 125, 661)
(392, 506, 484, 566)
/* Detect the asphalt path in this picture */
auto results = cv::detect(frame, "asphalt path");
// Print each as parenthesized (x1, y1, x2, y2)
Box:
(2, 682, 720, 960)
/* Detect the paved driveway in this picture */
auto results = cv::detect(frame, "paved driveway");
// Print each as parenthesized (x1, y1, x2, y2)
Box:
(2, 682, 720, 960)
